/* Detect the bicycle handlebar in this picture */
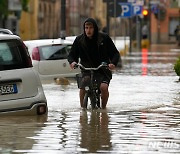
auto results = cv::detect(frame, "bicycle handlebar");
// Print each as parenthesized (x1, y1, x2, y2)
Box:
(74, 62, 108, 71)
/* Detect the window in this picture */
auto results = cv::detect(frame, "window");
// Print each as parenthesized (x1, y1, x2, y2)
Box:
(169, 17, 179, 36)
(0, 43, 13, 62)
(170, 0, 179, 8)
(0, 40, 31, 71)
(39, 44, 72, 60)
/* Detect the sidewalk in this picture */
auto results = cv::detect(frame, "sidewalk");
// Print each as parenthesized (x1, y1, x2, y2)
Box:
(131, 43, 180, 53)
(150, 43, 180, 52)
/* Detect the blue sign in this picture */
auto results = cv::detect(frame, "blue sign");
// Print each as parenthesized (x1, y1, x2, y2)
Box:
(119, 3, 142, 17)
(151, 4, 158, 14)
(119, 3, 132, 17)
(133, 5, 142, 15)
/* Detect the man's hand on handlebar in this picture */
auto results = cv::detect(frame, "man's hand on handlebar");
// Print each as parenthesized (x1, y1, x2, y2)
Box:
(70, 61, 77, 69)
(108, 63, 115, 70)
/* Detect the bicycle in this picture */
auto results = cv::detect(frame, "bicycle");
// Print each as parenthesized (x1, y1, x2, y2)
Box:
(75, 62, 108, 110)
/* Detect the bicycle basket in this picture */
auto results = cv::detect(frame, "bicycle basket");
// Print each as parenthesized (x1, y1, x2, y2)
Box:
(76, 73, 91, 89)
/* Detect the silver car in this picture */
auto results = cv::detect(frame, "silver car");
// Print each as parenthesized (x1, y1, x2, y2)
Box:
(0, 33, 47, 116)
(24, 39, 80, 80)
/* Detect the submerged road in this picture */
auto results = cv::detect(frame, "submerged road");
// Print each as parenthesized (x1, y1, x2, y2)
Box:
(0, 44, 180, 153)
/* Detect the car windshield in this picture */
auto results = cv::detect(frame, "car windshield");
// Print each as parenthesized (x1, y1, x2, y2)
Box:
(39, 44, 72, 60)
(0, 39, 31, 71)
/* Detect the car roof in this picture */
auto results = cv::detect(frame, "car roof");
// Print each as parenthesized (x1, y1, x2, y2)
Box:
(24, 38, 73, 47)
(0, 28, 14, 35)
(0, 34, 21, 41)
(65, 36, 76, 42)
(24, 38, 73, 55)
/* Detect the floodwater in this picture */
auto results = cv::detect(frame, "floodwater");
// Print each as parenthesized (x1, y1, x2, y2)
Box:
(0, 44, 180, 154)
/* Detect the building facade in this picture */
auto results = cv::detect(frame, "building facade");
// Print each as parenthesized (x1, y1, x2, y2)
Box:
(19, 0, 108, 40)
(19, 0, 93, 40)
(149, 0, 180, 43)
(19, 0, 61, 40)
(18, 0, 180, 43)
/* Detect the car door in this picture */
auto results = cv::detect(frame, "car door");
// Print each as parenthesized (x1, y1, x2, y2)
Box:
(38, 44, 78, 77)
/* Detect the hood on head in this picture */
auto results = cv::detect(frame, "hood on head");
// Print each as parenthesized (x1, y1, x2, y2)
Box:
(83, 18, 98, 39)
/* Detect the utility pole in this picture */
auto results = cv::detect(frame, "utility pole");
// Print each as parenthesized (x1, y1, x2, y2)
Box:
(136, 16, 141, 50)
(106, 1, 110, 35)
(148, 0, 151, 44)
(157, 4, 160, 44)
(103, 0, 122, 35)
(129, 17, 132, 54)
(61, 0, 66, 39)
(114, 0, 117, 41)
(179, 8, 180, 25)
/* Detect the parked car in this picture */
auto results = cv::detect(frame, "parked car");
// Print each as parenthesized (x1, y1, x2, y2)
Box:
(24, 38, 80, 80)
(0, 32, 47, 116)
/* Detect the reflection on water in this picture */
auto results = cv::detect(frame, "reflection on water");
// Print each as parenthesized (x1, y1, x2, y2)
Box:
(79, 111, 111, 153)
(0, 45, 180, 153)
(109, 109, 180, 153)
(1, 109, 179, 153)
(0, 116, 47, 153)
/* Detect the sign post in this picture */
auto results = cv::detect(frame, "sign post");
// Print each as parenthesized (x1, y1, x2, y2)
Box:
(118, 3, 143, 52)
(103, 0, 144, 52)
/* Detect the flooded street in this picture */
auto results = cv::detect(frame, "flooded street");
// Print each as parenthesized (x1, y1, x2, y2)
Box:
(0, 44, 180, 153)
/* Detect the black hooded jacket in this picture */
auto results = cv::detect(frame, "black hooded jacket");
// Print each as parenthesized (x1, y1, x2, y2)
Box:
(68, 18, 120, 68)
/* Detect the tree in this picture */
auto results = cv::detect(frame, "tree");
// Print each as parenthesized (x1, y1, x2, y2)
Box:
(0, 0, 29, 27)
(0, 0, 8, 27)
(21, 0, 29, 12)
(174, 57, 180, 81)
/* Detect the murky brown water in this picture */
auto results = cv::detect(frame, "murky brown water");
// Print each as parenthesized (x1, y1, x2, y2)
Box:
(0, 44, 180, 153)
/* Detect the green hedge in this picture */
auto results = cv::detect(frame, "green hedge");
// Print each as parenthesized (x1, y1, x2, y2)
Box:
(174, 57, 180, 81)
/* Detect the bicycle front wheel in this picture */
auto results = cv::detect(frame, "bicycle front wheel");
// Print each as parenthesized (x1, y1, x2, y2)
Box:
(83, 93, 88, 109)
(89, 92, 97, 110)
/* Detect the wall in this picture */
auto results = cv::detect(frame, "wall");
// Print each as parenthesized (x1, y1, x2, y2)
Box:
(150, 0, 180, 43)
(19, 0, 38, 40)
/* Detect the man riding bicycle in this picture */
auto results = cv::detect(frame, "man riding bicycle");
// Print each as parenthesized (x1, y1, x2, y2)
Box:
(68, 18, 120, 109)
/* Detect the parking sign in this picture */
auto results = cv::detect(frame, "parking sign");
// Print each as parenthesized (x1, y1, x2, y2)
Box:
(119, 3, 142, 17)
(119, 3, 132, 17)
(133, 5, 142, 15)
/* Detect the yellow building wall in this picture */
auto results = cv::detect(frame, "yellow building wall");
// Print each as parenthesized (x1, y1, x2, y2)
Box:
(19, 0, 38, 41)
(94, 0, 106, 29)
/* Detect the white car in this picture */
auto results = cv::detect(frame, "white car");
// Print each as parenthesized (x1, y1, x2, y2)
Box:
(0, 33, 47, 116)
(24, 38, 80, 80)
